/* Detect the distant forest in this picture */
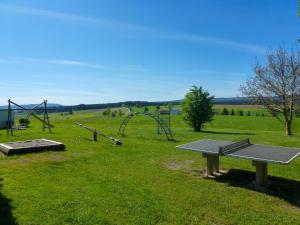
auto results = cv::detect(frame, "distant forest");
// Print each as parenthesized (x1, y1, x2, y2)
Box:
(49, 97, 253, 113)
(0, 97, 254, 113)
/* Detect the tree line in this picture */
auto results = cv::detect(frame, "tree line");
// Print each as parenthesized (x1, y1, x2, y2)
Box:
(215, 108, 267, 117)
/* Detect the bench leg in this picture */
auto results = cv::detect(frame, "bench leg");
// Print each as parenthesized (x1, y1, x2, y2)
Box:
(253, 161, 268, 187)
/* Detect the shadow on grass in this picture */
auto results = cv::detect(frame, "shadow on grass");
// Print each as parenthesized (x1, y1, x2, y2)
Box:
(214, 169, 300, 208)
(0, 178, 18, 225)
(84, 138, 96, 142)
(201, 130, 255, 135)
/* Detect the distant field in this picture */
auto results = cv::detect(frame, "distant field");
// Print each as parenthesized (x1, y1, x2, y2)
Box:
(0, 109, 300, 225)
(214, 104, 265, 108)
(131, 104, 270, 117)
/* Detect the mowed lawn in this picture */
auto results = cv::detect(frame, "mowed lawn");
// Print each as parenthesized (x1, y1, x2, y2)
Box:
(1, 111, 300, 225)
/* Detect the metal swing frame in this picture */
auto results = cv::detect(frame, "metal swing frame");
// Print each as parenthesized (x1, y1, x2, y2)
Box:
(6, 99, 52, 135)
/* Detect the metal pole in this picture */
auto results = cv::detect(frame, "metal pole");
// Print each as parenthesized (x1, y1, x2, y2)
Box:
(44, 100, 52, 133)
(7, 100, 12, 135)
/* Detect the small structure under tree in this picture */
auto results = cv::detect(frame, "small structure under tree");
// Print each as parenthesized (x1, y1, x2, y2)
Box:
(182, 86, 214, 132)
(240, 48, 300, 135)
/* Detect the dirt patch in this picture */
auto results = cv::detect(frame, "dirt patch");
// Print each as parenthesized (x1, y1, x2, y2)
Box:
(164, 160, 209, 178)
(185, 169, 207, 178)
(164, 160, 195, 170)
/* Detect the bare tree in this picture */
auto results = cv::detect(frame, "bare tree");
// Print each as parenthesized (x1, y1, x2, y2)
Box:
(240, 48, 300, 135)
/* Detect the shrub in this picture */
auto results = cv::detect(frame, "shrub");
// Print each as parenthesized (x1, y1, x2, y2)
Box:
(111, 111, 117, 117)
(247, 111, 251, 116)
(102, 108, 111, 117)
(231, 109, 235, 116)
(19, 118, 30, 125)
(118, 109, 124, 117)
(182, 86, 214, 132)
(221, 107, 229, 115)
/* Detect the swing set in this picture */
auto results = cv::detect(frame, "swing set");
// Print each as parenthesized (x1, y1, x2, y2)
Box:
(6, 99, 53, 135)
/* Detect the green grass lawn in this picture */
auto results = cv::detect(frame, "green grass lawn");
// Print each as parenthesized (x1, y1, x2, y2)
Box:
(1, 110, 300, 225)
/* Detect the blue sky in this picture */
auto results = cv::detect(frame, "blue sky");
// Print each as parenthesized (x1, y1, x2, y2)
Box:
(0, 0, 299, 105)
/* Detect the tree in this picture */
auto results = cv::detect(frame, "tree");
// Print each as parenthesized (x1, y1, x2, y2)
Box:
(240, 48, 300, 135)
(182, 86, 214, 132)
(111, 110, 117, 117)
(118, 109, 124, 117)
(238, 110, 243, 116)
(231, 109, 235, 116)
(19, 118, 30, 125)
(102, 108, 111, 117)
(221, 107, 229, 115)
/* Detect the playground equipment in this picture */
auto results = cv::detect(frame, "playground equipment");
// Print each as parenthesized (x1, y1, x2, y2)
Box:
(6, 99, 53, 135)
(76, 122, 122, 145)
(157, 109, 171, 135)
(118, 112, 174, 141)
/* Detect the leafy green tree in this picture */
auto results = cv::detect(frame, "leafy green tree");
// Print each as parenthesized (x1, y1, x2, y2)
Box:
(182, 86, 214, 132)
(247, 111, 251, 116)
(118, 109, 124, 117)
(102, 108, 111, 117)
(19, 118, 30, 125)
(221, 107, 229, 115)
(238, 110, 243, 116)
(231, 109, 235, 116)
(111, 110, 117, 117)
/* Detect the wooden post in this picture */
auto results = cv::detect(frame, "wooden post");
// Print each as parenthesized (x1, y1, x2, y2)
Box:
(252, 161, 268, 187)
(93, 130, 98, 141)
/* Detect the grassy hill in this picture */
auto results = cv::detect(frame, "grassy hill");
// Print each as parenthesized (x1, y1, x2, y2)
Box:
(0, 109, 300, 225)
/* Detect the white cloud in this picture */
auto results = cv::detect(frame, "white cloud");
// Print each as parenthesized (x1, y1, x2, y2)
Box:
(166, 33, 266, 54)
(0, 4, 266, 54)
(0, 4, 157, 33)
(0, 57, 104, 68)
